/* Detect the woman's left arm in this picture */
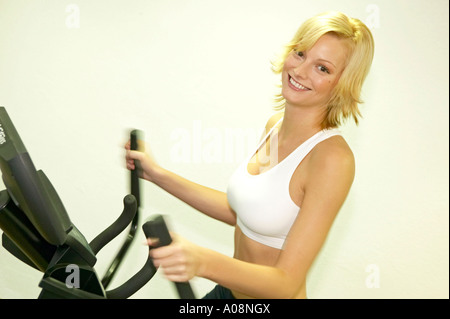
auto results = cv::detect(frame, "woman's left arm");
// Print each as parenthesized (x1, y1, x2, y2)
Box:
(150, 141, 355, 298)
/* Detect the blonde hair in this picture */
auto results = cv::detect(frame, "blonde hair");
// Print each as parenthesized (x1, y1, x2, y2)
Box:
(272, 11, 375, 128)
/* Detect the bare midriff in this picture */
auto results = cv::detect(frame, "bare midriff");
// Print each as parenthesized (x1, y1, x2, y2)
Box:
(231, 226, 306, 299)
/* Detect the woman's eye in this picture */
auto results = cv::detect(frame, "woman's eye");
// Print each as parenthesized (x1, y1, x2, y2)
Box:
(296, 51, 304, 57)
(318, 65, 330, 74)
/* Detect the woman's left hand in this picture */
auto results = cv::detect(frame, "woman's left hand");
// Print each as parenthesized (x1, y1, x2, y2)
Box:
(148, 233, 204, 282)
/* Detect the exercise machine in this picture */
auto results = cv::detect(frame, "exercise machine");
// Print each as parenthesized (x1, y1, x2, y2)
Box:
(0, 106, 195, 299)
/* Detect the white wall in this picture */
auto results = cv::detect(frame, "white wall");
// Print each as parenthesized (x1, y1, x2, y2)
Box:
(0, 0, 448, 299)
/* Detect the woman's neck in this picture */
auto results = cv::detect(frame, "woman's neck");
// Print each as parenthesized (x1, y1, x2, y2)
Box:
(278, 103, 325, 143)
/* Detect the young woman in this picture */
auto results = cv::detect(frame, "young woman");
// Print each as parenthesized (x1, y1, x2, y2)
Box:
(125, 11, 374, 299)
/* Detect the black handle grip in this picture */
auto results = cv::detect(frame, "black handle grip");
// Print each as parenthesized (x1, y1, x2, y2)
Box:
(100, 129, 143, 289)
(89, 195, 137, 255)
(143, 215, 172, 245)
(142, 215, 196, 299)
(130, 129, 141, 207)
(105, 255, 157, 299)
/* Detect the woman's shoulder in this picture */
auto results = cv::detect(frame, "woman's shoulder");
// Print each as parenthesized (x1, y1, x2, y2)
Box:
(310, 133, 355, 177)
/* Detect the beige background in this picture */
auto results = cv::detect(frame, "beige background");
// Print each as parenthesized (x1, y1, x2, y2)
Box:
(0, 0, 448, 298)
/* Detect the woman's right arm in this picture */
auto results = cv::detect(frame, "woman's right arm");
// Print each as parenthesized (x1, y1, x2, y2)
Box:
(125, 141, 236, 226)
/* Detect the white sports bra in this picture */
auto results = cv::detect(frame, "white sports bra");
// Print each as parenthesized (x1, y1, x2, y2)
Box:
(227, 118, 341, 249)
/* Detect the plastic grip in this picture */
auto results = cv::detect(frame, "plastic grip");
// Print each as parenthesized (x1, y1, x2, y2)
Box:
(89, 194, 137, 255)
(142, 215, 196, 299)
(130, 129, 141, 207)
(142, 215, 172, 245)
(105, 257, 157, 299)
(100, 129, 143, 289)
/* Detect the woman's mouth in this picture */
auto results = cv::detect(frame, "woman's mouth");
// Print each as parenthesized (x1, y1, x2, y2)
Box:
(288, 75, 311, 91)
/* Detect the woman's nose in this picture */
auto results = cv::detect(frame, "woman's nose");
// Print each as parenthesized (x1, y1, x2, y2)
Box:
(293, 60, 308, 79)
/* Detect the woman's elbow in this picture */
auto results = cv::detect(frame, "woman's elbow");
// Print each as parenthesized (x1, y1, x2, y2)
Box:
(272, 270, 306, 299)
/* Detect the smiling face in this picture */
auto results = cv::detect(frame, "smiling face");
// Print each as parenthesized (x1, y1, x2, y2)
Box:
(281, 33, 350, 111)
